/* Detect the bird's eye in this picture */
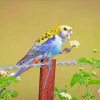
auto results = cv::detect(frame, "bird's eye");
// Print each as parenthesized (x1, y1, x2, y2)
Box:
(63, 27, 67, 31)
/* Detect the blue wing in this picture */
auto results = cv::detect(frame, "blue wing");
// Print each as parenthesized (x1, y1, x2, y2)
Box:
(17, 36, 54, 66)
(15, 35, 63, 77)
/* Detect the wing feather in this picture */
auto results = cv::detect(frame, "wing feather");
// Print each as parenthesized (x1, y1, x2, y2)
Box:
(17, 36, 55, 66)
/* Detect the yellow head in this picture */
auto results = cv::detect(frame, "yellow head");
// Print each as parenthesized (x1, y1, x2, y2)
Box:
(36, 25, 72, 44)
(57, 25, 72, 39)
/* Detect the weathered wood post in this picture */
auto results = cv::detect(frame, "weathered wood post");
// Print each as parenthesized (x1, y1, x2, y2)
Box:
(39, 59, 56, 100)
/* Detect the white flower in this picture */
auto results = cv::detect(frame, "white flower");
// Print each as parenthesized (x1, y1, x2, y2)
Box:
(9, 72, 16, 76)
(97, 88, 100, 96)
(16, 76, 21, 80)
(69, 40, 80, 48)
(60, 92, 72, 100)
(0, 70, 7, 76)
(9, 72, 21, 80)
(60, 92, 66, 97)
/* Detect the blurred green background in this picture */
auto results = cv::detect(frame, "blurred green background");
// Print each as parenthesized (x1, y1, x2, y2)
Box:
(0, 0, 100, 100)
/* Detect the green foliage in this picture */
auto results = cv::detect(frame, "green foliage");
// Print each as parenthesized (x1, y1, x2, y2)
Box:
(88, 79, 100, 85)
(0, 89, 18, 99)
(70, 71, 92, 87)
(78, 58, 100, 68)
(70, 71, 100, 87)
(0, 71, 20, 100)
(82, 92, 95, 100)
(78, 58, 94, 65)
(55, 50, 100, 100)
(54, 87, 67, 100)
(54, 87, 78, 100)
(8, 90, 18, 97)
(0, 76, 19, 88)
(71, 96, 78, 100)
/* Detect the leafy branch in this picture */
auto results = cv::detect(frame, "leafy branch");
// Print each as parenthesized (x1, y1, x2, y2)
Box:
(55, 50, 100, 100)
(0, 71, 20, 100)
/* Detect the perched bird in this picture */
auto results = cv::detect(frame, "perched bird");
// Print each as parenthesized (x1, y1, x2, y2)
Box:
(0, 25, 73, 94)
(15, 25, 73, 77)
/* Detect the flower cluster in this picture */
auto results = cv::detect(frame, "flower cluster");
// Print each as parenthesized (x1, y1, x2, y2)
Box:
(0, 70, 8, 76)
(0, 70, 21, 80)
(69, 40, 80, 48)
(9, 72, 21, 80)
(59, 92, 72, 100)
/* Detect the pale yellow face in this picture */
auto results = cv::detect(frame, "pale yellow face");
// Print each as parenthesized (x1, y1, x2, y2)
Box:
(59, 25, 72, 39)
(35, 25, 72, 44)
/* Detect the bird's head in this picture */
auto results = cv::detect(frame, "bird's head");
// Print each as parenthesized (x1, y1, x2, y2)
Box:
(58, 25, 72, 39)
(35, 25, 72, 44)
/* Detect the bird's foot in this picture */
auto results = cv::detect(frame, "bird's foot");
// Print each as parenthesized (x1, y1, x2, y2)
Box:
(40, 59, 52, 69)
(63, 47, 72, 53)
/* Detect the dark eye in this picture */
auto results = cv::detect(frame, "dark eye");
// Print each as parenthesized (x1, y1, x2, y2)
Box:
(63, 27, 67, 31)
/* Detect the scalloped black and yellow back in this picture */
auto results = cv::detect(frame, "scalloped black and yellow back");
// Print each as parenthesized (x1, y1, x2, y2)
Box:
(35, 26, 60, 44)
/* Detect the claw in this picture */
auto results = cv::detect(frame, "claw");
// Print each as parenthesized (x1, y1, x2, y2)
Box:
(63, 47, 71, 53)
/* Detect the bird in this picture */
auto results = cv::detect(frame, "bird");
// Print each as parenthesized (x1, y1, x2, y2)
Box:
(15, 25, 73, 77)
(0, 25, 73, 94)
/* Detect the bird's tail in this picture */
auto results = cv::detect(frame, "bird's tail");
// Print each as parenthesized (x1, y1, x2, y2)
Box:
(15, 65, 31, 77)
(15, 58, 39, 77)
(0, 59, 40, 94)
(0, 65, 31, 94)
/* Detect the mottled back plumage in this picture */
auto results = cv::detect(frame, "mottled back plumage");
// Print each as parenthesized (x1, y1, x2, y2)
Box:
(16, 25, 72, 77)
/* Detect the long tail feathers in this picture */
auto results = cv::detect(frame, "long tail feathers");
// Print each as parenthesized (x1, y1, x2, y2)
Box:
(0, 66, 31, 94)
(15, 66, 31, 77)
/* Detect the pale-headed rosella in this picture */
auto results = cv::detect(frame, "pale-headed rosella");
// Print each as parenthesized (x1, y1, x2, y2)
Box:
(0, 25, 73, 93)
(15, 25, 73, 77)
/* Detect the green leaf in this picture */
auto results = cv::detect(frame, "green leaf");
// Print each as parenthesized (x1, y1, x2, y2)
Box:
(0, 91, 5, 98)
(88, 79, 100, 85)
(54, 87, 59, 96)
(70, 71, 92, 87)
(70, 73, 81, 87)
(71, 96, 78, 100)
(78, 58, 100, 68)
(59, 96, 66, 100)
(54, 87, 59, 92)
(0, 76, 19, 88)
(54, 87, 67, 97)
(94, 59, 100, 68)
(59, 88, 67, 93)
(78, 58, 93, 65)
(8, 90, 18, 97)
(84, 92, 95, 100)
(0, 89, 18, 99)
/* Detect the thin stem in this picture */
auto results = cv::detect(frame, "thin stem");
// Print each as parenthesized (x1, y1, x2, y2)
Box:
(5, 88, 9, 100)
(90, 65, 95, 72)
(72, 84, 81, 94)
(0, 88, 6, 94)
(85, 86, 90, 100)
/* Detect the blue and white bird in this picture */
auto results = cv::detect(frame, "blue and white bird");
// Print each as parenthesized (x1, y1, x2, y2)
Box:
(15, 25, 73, 77)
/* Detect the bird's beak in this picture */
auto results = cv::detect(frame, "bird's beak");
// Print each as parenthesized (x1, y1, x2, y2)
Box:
(68, 34, 71, 39)
(68, 31, 72, 39)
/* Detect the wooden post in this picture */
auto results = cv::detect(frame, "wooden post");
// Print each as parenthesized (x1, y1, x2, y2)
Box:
(39, 59, 56, 100)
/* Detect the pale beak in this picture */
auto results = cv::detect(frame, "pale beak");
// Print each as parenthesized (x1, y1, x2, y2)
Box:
(68, 31, 72, 39)
(68, 34, 71, 39)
